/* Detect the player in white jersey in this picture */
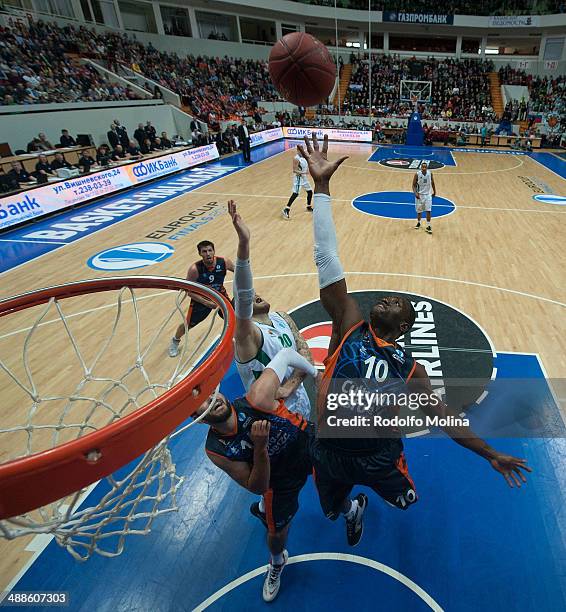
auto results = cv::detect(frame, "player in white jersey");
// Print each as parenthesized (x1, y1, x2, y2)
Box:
(228, 198, 315, 527)
(412, 161, 437, 234)
(282, 147, 313, 219)
(236, 311, 311, 416)
(229, 199, 313, 419)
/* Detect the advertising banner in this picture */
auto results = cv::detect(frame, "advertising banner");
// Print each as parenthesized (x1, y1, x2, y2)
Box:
(250, 127, 284, 148)
(488, 15, 540, 26)
(283, 126, 373, 143)
(383, 11, 454, 24)
(0, 144, 220, 231)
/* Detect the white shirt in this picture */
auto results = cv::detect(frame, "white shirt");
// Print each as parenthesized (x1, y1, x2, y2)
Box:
(415, 170, 433, 196)
(294, 154, 308, 175)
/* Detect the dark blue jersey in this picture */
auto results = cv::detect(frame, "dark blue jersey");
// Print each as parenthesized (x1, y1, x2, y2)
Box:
(205, 397, 310, 468)
(327, 321, 415, 383)
(319, 321, 416, 455)
(195, 257, 228, 295)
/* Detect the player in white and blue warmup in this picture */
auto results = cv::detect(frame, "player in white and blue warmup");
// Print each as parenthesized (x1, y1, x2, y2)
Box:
(282, 147, 313, 219)
(412, 161, 436, 234)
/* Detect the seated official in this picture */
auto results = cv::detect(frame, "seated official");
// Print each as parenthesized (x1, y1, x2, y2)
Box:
(36, 133, 54, 151)
(126, 140, 142, 158)
(8, 161, 34, 184)
(60, 129, 77, 147)
(151, 137, 165, 151)
(0, 167, 20, 193)
(111, 144, 128, 161)
(96, 145, 112, 166)
(51, 153, 73, 172)
(27, 138, 42, 153)
(140, 138, 152, 155)
(160, 132, 172, 149)
(77, 152, 96, 173)
(35, 154, 56, 178)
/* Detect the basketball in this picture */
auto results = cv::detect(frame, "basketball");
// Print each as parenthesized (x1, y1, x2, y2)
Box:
(268, 32, 336, 107)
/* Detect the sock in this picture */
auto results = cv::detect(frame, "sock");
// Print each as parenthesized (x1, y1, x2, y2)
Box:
(271, 551, 285, 565)
(258, 497, 265, 513)
(306, 190, 313, 207)
(171, 337, 180, 343)
(286, 192, 298, 208)
(343, 499, 358, 520)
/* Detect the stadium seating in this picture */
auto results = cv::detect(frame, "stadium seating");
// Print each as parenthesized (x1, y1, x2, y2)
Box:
(343, 55, 496, 122)
(499, 66, 565, 114)
(0, 19, 279, 124)
(0, 20, 142, 105)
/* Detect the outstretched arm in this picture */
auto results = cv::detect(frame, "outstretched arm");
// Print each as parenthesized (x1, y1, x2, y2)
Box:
(276, 311, 314, 399)
(409, 363, 532, 488)
(247, 347, 318, 412)
(298, 134, 363, 353)
(228, 200, 261, 362)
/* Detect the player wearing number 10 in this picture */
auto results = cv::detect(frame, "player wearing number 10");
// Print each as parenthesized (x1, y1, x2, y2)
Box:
(299, 133, 531, 547)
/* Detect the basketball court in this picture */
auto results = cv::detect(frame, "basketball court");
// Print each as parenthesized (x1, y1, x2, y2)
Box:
(1, 138, 565, 610)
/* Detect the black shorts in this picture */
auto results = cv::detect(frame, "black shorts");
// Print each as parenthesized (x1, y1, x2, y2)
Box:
(260, 432, 313, 534)
(186, 301, 215, 328)
(310, 438, 417, 519)
(186, 295, 233, 329)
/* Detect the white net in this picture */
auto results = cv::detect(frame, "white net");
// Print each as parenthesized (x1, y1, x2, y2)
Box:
(0, 281, 227, 561)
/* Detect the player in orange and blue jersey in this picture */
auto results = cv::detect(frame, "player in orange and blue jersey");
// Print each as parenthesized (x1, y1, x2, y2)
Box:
(298, 133, 531, 547)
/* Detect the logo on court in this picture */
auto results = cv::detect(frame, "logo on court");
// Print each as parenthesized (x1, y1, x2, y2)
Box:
(379, 158, 444, 170)
(533, 194, 566, 205)
(291, 291, 495, 436)
(352, 191, 455, 220)
(87, 242, 175, 271)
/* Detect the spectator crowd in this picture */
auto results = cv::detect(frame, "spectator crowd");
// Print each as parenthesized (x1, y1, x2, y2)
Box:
(343, 54, 496, 122)
(0, 18, 280, 124)
(0, 20, 142, 105)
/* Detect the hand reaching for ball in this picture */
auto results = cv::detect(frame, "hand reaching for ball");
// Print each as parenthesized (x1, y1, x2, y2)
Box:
(297, 134, 348, 195)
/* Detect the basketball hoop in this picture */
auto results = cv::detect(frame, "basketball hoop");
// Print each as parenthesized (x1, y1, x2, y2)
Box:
(0, 277, 234, 559)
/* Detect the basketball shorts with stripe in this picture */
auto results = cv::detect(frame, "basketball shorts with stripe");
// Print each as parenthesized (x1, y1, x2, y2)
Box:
(292, 174, 312, 194)
(186, 292, 233, 328)
(260, 430, 313, 534)
(310, 438, 418, 519)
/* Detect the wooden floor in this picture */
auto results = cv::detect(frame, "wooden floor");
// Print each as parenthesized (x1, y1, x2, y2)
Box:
(0, 142, 565, 589)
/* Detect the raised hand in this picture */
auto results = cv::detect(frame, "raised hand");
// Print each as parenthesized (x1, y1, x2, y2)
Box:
(489, 452, 532, 488)
(297, 134, 348, 194)
(228, 199, 250, 244)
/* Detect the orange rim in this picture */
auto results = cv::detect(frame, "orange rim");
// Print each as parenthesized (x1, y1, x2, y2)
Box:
(0, 276, 235, 519)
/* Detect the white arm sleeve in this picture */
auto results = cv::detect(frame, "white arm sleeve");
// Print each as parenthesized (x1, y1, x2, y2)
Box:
(313, 193, 344, 289)
(266, 348, 317, 383)
(234, 257, 254, 320)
